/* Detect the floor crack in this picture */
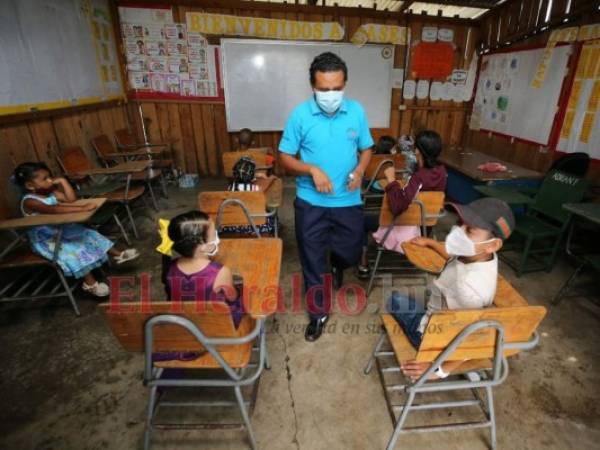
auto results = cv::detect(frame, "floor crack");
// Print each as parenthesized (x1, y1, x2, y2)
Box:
(272, 316, 300, 450)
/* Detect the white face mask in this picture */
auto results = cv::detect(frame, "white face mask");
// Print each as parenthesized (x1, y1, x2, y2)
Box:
(203, 232, 220, 256)
(445, 226, 496, 257)
(314, 90, 344, 114)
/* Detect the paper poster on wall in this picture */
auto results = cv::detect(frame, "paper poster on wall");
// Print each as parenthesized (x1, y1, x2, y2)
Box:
(451, 70, 467, 85)
(411, 42, 454, 80)
(438, 28, 454, 42)
(473, 45, 573, 145)
(403, 80, 416, 99)
(421, 27, 437, 42)
(557, 40, 600, 159)
(441, 82, 453, 101)
(416, 80, 430, 99)
(429, 81, 443, 101)
(119, 7, 224, 102)
(118, 6, 173, 24)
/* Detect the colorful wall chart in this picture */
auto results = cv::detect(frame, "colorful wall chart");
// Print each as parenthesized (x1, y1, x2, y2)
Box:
(557, 39, 600, 160)
(119, 5, 223, 101)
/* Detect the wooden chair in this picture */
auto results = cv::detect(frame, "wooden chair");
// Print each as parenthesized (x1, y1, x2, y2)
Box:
(0, 235, 81, 315)
(364, 274, 546, 450)
(0, 197, 106, 316)
(91, 134, 164, 211)
(366, 192, 446, 296)
(198, 191, 277, 237)
(362, 154, 407, 209)
(57, 146, 146, 239)
(222, 150, 274, 178)
(100, 301, 264, 450)
(114, 128, 174, 174)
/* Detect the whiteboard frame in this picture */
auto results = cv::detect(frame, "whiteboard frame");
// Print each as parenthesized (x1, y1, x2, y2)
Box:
(221, 38, 394, 132)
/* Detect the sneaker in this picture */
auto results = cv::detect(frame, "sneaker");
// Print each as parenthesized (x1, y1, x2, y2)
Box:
(113, 248, 140, 265)
(82, 281, 110, 297)
(356, 264, 370, 279)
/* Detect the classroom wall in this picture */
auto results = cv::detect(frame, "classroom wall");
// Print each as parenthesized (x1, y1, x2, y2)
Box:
(123, 1, 480, 176)
(464, 0, 600, 182)
(0, 102, 130, 216)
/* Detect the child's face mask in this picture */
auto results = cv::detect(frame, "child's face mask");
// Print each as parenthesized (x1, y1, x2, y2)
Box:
(445, 225, 497, 257)
(314, 90, 344, 114)
(202, 232, 220, 256)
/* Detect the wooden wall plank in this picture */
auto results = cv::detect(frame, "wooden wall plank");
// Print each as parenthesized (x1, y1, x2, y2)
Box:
(190, 104, 209, 176)
(178, 103, 198, 173)
(201, 104, 219, 176)
(27, 120, 61, 174)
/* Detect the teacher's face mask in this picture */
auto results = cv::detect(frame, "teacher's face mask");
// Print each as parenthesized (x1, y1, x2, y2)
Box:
(314, 90, 344, 114)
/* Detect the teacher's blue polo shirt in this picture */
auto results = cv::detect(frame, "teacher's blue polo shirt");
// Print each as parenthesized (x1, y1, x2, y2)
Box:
(279, 97, 374, 207)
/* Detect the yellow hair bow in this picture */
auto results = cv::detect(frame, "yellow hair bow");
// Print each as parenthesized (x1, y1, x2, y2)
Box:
(156, 218, 174, 257)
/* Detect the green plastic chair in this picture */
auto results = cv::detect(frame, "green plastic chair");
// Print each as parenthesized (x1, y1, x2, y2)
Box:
(503, 171, 589, 277)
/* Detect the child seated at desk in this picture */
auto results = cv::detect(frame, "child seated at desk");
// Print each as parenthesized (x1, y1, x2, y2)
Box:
(12, 162, 139, 297)
(236, 127, 275, 168)
(366, 135, 398, 193)
(389, 198, 515, 380)
(358, 130, 447, 277)
(157, 211, 242, 328)
(224, 157, 277, 235)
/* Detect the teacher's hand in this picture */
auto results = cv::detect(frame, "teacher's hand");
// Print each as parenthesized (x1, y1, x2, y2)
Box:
(309, 166, 333, 193)
(347, 170, 362, 191)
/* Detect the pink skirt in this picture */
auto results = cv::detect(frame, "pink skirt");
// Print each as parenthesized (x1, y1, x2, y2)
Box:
(372, 225, 421, 254)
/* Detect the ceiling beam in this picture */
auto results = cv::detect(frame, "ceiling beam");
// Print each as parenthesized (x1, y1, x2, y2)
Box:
(400, 1, 415, 12)
(399, 0, 493, 10)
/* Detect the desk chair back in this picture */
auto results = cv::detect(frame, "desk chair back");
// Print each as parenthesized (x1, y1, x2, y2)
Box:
(222, 151, 272, 178)
(532, 171, 589, 224)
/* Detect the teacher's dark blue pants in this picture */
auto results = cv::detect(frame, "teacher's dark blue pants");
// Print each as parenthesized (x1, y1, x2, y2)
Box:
(294, 197, 364, 320)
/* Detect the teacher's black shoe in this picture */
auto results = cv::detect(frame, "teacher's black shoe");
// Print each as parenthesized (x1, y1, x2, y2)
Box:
(305, 315, 329, 342)
(331, 265, 344, 290)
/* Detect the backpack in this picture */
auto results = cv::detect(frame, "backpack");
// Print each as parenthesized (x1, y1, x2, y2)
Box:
(232, 157, 256, 184)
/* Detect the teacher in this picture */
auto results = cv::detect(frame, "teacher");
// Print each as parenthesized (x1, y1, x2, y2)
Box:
(279, 52, 373, 342)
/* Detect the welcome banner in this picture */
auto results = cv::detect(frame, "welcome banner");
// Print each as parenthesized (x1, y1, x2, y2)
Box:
(186, 12, 344, 41)
(350, 23, 410, 47)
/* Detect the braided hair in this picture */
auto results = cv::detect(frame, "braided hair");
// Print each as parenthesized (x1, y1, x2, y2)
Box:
(168, 210, 212, 258)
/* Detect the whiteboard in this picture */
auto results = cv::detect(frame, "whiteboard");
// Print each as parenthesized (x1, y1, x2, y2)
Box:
(471, 45, 573, 145)
(221, 39, 394, 131)
(0, 0, 123, 115)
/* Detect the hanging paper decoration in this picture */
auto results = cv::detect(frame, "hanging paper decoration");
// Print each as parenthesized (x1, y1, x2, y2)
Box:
(350, 23, 409, 47)
(411, 42, 454, 80)
(186, 12, 344, 41)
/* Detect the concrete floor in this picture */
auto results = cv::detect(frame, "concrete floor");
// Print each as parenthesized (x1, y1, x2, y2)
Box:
(1, 177, 599, 450)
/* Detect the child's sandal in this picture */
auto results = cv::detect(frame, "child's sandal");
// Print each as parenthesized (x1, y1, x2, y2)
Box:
(114, 249, 140, 265)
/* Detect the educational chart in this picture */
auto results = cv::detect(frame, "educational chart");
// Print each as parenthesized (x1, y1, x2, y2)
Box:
(119, 5, 223, 101)
(401, 26, 475, 103)
(557, 39, 600, 160)
(0, 0, 124, 115)
(470, 45, 573, 145)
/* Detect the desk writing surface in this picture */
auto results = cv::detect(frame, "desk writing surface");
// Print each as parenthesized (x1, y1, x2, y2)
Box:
(563, 203, 600, 225)
(439, 150, 543, 182)
(214, 238, 282, 319)
(401, 242, 447, 274)
(70, 160, 150, 177)
(0, 198, 107, 230)
(255, 177, 283, 208)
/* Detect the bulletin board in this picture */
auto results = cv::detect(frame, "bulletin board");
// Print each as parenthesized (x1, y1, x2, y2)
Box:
(118, 4, 224, 102)
(0, 0, 124, 116)
(557, 39, 600, 160)
(470, 44, 573, 146)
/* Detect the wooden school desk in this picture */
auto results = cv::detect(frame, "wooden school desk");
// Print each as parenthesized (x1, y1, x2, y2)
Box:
(401, 242, 447, 275)
(254, 176, 284, 209)
(0, 197, 107, 316)
(439, 149, 544, 204)
(67, 160, 151, 178)
(553, 202, 600, 304)
(214, 238, 283, 319)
